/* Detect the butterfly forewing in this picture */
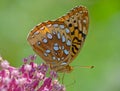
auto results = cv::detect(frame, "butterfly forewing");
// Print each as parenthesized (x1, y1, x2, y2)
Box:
(27, 6, 89, 73)
(57, 6, 89, 61)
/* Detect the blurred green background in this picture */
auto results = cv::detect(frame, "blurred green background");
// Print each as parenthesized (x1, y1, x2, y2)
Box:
(0, 0, 120, 91)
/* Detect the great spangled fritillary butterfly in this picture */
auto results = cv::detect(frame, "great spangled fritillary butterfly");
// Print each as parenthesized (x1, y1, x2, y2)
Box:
(27, 6, 89, 73)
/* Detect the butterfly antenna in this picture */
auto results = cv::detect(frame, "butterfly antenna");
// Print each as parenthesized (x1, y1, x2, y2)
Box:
(73, 65, 94, 69)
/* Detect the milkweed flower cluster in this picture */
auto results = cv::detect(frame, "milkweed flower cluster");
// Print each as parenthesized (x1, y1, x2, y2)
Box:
(0, 55, 66, 91)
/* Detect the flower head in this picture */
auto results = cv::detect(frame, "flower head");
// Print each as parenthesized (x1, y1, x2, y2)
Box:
(0, 55, 65, 91)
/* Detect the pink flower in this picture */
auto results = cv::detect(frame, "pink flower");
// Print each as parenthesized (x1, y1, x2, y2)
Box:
(0, 55, 66, 91)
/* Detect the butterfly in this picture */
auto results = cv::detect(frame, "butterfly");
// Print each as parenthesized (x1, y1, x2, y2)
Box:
(27, 6, 89, 73)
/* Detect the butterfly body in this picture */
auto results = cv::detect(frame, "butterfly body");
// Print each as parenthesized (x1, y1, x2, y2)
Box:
(27, 6, 89, 73)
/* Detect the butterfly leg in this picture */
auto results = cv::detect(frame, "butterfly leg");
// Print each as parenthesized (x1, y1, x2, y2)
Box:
(62, 72, 65, 84)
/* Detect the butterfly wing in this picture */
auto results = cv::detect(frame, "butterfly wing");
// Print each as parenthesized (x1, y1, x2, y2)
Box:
(57, 6, 89, 62)
(27, 6, 89, 72)
(27, 21, 72, 71)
